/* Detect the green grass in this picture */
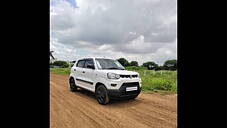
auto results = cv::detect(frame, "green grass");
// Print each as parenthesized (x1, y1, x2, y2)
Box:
(136, 70, 177, 92)
(50, 67, 177, 93)
(125, 66, 147, 70)
(50, 68, 70, 75)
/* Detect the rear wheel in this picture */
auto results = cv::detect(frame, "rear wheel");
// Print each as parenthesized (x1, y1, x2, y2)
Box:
(95, 85, 110, 105)
(69, 78, 78, 92)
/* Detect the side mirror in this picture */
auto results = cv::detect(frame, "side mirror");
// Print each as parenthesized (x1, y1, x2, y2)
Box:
(87, 64, 95, 69)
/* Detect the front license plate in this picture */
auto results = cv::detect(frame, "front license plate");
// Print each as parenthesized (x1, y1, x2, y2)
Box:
(126, 87, 137, 91)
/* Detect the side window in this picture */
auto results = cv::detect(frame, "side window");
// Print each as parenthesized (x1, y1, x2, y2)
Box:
(84, 59, 94, 69)
(76, 60, 85, 68)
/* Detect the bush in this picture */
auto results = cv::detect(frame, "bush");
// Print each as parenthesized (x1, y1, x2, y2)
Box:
(117, 58, 130, 67)
(130, 61, 138, 66)
(152, 79, 172, 91)
(142, 61, 158, 70)
(163, 60, 177, 70)
(52, 61, 69, 68)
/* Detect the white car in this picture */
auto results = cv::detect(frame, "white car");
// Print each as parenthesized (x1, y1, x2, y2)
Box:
(69, 57, 142, 104)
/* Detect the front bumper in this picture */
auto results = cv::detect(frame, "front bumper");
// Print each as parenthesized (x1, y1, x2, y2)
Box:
(105, 77, 142, 90)
(107, 82, 141, 99)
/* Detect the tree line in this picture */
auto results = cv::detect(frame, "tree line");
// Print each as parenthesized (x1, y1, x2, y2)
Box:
(117, 58, 177, 70)
(50, 58, 177, 70)
(50, 61, 70, 68)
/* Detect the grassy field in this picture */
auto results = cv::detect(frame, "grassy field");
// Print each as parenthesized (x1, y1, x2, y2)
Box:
(50, 68, 71, 75)
(50, 67, 177, 93)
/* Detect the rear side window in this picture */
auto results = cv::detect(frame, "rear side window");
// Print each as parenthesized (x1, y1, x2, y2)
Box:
(76, 60, 85, 68)
(84, 59, 94, 68)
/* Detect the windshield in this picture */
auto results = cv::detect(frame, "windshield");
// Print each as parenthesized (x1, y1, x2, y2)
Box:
(95, 58, 125, 70)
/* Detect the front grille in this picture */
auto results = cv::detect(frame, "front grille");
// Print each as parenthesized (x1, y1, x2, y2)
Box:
(122, 82, 139, 87)
(120, 74, 138, 78)
(132, 75, 138, 78)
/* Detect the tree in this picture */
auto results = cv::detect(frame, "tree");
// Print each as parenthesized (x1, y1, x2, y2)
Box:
(52, 61, 69, 68)
(154, 66, 163, 71)
(130, 61, 138, 66)
(142, 61, 158, 70)
(117, 58, 130, 67)
(163, 59, 177, 70)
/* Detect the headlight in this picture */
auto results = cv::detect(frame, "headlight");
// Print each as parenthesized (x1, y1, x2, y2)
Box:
(107, 73, 120, 79)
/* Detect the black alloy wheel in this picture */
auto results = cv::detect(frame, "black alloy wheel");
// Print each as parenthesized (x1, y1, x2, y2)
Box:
(69, 78, 78, 92)
(95, 85, 110, 105)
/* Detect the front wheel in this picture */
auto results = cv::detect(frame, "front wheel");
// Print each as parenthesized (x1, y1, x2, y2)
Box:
(69, 78, 78, 92)
(95, 85, 110, 105)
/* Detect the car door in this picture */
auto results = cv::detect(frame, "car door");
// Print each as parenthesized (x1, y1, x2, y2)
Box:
(83, 59, 96, 91)
(74, 59, 86, 88)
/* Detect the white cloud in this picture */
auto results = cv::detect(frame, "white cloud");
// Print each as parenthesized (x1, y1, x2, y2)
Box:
(50, 0, 177, 64)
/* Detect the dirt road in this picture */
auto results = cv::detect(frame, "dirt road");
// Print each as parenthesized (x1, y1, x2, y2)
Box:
(50, 73, 177, 128)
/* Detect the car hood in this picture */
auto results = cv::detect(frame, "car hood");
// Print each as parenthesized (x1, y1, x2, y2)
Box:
(99, 70, 139, 75)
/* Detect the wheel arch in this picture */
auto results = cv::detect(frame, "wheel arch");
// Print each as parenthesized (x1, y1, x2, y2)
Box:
(69, 76, 75, 82)
(95, 82, 107, 92)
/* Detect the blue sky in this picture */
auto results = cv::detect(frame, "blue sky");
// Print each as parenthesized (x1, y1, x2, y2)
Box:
(65, 0, 77, 8)
(51, 0, 77, 8)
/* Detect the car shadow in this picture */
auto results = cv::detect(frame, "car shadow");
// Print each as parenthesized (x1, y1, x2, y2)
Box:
(76, 88, 96, 100)
(75, 88, 142, 106)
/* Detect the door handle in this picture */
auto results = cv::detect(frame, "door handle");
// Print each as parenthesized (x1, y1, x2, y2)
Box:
(74, 69, 76, 71)
(82, 71, 85, 73)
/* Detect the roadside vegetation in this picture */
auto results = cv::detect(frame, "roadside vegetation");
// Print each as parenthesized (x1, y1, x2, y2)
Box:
(126, 67, 177, 93)
(50, 68, 70, 75)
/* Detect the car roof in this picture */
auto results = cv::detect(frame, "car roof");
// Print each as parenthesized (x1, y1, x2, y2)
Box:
(76, 57, 114, 61)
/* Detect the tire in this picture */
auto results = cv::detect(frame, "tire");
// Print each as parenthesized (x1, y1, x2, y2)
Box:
(95, 85, 110, 105)
(69, 78, 78, 92)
